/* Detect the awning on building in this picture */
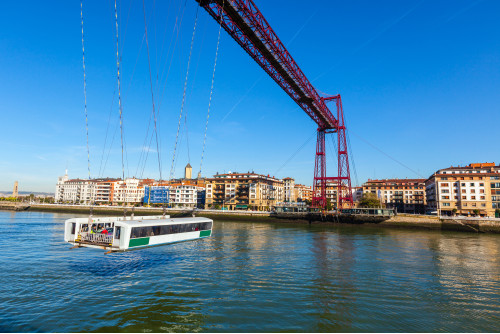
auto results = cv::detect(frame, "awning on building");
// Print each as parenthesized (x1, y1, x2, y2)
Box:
(235, 205, 248, 209)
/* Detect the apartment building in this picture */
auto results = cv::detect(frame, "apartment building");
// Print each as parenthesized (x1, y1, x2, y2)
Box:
(362, 178, 426, 213)
(170, 185, 204, 208)
(55, 177, 95, 204)
(425, 162, 500, 217)
(205, 172, 284, 210)
(111, 178, 145, 204)
(283, 177, 297, 202)
(295, 183, 312, 202)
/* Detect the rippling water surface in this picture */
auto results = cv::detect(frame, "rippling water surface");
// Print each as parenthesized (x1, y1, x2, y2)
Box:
(1, 210, 499, 332)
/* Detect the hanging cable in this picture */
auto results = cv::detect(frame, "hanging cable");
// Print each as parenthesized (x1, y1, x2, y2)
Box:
(81, 0, 91, 182)
(199, 0, 224, 177)
(170, 7, 199, 180)
(81, 0, 95, 215)
(114, 0, 125, 182)
(345, 129, 359, 187)
(350, 130, 424, 178)
(142, 0, 163, 183)
(273, 130, 316, 176)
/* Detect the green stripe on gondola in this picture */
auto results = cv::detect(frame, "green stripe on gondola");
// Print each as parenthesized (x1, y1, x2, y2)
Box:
(199, 230, 211, 237)
(129, 237, 150, 247)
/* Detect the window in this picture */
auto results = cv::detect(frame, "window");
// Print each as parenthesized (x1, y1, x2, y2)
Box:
(115, 226, 121, 239)
(441, 177, 448, 180)
(442, 196, 450, 199)
(462, 196, 466, 200)
(130, 222, 213, 239)
(480, 196, 485, 200)
(470, 183, 475, 186)
(471, 189, 476, 193)
(471, 196, 476, 200)
(71, 223, 76, 235)
(461, 183, 466, 186)
(480, 183, 484, 187)
(482, 203, 486, 207)
(442, 203, 450, 207)
(462, 189, 466, 193)
(441, 189, 450, 193)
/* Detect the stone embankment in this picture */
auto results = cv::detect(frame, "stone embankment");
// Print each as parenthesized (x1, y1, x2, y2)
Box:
(380, 214, 500, 233)
(3, 204, 500, 233)
(0, 201, 30, 211)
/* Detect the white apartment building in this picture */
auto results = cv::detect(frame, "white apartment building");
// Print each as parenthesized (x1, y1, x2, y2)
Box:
(55, 173, 95, 204)
(112, 178, 145, 204)
(283, 177, 296, 202)
(170, 185, 204, 208)
(55, 173, 142, 205)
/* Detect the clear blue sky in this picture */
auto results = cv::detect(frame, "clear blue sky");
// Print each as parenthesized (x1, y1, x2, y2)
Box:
(0, 0, 499, 193)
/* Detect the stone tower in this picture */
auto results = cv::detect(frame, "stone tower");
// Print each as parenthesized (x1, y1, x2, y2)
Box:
(12, 181, 18, 198)
(184, 163, 192, 179)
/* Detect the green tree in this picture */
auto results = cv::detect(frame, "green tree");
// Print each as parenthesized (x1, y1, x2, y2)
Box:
(473, 209, 480, 216)
(358, 192, 381, 208)
(452, 208, 457, 216)
(326, 199, 333, 211)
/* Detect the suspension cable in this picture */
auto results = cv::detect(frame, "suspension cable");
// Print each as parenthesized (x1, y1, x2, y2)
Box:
(199, 0, 225, 177)
(170, 7, 199, 180)
(81, 0, 95, 214)
(81, 0, 91, 182)
(273, 130, 316, 177)
(115, 0, 125, 182)
(142, 0, 163, 183)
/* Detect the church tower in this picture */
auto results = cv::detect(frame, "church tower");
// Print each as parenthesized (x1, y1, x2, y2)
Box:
(184, 163, 192, 179)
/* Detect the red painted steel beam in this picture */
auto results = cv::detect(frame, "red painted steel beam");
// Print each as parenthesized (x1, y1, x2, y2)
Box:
(196, 0, 337, 129)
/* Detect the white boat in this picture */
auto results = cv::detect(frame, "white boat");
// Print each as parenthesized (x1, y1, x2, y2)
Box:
(64, 215, 213, 252)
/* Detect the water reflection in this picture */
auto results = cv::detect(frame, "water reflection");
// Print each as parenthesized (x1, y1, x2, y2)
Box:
(1, 211, 500, 332)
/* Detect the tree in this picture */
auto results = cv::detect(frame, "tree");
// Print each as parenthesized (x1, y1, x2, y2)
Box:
(358, 192, 381, 208)
(452, 208, 457, 216)
(473, 209, 480, 216)
(326, 199, 333, 211)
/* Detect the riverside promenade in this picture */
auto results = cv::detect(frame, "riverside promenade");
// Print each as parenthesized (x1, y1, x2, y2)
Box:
(2, 202, 500, 233)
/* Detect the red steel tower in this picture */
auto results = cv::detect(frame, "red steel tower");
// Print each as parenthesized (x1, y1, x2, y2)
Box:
(196, 0, 353, 209)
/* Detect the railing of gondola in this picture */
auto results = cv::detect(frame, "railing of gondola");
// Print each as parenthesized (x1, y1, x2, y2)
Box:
(78, 232, 113, 244)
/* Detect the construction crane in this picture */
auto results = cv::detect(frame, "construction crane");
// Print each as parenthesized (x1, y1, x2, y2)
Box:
(196, 0, 353, 209)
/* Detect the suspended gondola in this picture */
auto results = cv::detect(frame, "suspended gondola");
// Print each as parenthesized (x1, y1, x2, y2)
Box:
(64, 215, 213, 253)
(65, 0, 222, 253)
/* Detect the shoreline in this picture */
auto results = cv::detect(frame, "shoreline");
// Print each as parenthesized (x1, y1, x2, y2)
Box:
(2, 203, 500, 234)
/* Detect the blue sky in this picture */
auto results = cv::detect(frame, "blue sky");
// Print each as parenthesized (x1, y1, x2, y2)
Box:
(0, 0, 499, 193)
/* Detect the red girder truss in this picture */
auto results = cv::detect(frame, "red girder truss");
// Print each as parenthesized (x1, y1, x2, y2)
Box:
(196, 0, 353, 209)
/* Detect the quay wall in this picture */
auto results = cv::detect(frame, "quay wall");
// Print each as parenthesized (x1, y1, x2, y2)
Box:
(0, 201, 30, 211)
(2, 204, 500, 233)
(22, 204, 278, 223)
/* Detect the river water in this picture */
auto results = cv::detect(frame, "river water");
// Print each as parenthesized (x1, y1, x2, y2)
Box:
(0, 210, 499, 332)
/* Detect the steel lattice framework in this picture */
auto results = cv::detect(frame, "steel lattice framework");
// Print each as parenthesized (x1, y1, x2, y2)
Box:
(196, 0, 353, 209)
